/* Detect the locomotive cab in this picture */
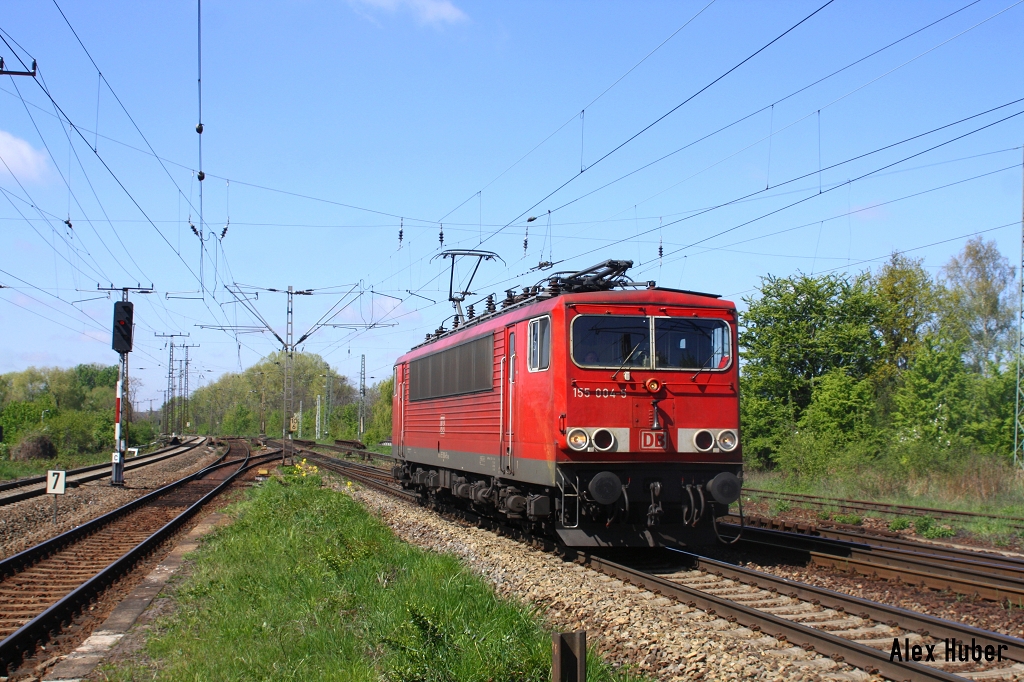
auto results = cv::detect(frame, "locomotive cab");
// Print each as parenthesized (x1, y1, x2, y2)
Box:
(553, 298, 742, 546)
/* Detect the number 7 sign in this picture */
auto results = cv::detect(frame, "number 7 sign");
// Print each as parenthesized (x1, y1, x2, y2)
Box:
(46, 470, 66, 495)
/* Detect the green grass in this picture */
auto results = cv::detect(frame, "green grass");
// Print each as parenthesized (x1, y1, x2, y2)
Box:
(100, 470, 640, 682)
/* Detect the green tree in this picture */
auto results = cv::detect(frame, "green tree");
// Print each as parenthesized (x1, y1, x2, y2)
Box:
(940, 237, 1016, 373)
(773, 369, 879, 477)
(873, 253, 939, 376)
(364, 377, 394, 444)
(184, 352, 355, 437)
(740, 272, 880, 465)
(8, 367, 48, 403)
(890, 336, 974, 465)
(0, 363, 120, 458)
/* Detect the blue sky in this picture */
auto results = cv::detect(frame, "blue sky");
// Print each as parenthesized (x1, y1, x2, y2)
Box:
(1, 0, 1023, 405)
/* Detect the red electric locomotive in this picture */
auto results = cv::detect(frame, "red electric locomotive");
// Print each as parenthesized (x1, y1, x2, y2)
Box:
(391, 259, 742, 547)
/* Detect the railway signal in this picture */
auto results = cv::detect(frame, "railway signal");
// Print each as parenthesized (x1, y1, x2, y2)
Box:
(112, 301, 134, 352)
(100, 285, 154, 486)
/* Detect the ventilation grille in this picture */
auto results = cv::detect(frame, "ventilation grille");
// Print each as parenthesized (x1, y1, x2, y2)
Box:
(409, 334, 494, 401)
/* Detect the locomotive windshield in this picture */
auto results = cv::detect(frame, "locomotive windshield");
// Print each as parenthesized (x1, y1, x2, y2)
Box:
(571, 314, 731, 370)
(653, 317, 731, 370)
(572, 315, 651, 368)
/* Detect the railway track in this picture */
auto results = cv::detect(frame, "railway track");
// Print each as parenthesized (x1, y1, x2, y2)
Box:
(0, 436, 207, 507)
(287, 439, 395, 464)
(747, 488, 1024, 531)
(581, 548, 1024, 681)
(718, 519, 1024, 604)
(0, 438, 280, 673)
(293, 446, 1024, 680)
(294, 448, 418, 503)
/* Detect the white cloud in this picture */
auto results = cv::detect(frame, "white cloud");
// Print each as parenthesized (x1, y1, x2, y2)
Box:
(350, 0, 468, 26)
(0, 130, 48, 182)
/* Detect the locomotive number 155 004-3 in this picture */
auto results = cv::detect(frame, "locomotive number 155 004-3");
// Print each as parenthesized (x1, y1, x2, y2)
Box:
(572, 386, 628, 399)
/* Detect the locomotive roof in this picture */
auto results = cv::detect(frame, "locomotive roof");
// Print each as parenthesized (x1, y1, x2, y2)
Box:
(399, 285, 736, 362)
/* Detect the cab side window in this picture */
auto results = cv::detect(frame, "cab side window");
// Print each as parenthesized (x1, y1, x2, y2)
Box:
(528, 316, 550, 371)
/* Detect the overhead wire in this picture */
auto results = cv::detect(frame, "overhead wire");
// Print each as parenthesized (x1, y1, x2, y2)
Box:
(435, 0, 719, 224)
(5, 27, 236, 335)
(476, 0, 839, 247)
(664, 159, 1023, 265)
(325, 0, 842, 340)
(721, 219, 1023, 300)
(39, 6, 249, 326)
(536, 95, 1024, 273)
(633, 104, 1024, 275)
(10, 68, 149, 283)
(537, 0, 1015, 223)
(2, 16, 258, 379)
(0, 173, 109, 285)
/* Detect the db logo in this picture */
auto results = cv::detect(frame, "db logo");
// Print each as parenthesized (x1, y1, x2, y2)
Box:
(640, 430, 666, 450)
(439, 415, 446, 435)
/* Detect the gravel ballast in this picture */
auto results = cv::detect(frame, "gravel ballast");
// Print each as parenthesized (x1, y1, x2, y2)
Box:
(345, 485, 876, 682)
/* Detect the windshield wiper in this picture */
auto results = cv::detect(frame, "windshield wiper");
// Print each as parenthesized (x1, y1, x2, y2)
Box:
(690, 352, 717, 382)
(612, 342, 643, 380)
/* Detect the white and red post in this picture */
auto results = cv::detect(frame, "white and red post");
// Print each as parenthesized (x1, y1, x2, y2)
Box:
(112, 355, 126, 486)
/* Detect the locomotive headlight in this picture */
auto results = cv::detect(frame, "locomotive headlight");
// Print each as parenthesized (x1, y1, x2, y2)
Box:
(566, 428, 590, 451)
(693, 429, 715, 452)
(717, 429, 738, 451)
(592, 428, 615, 452)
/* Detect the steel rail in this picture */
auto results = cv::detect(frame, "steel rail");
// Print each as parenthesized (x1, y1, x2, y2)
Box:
(402, 488, 980, 681)
(569, 550, 969, 682)
(0, 438, 201, 494)
(722, 525, 1024, 602)
(664, 548, 1024, 664)
(0, 442, 280, 671)
(275, 438, 396, 462)
(0, 442, 250, 580)
(799, 523, 1024, 571)
(734, 514, 1024, 570)
(747, 488, 1024, 527)
(809, 551, 1024, 603)
(296, 450, 419, 503)
(288, 448, 396, 481)
(0, 437, 208, 507)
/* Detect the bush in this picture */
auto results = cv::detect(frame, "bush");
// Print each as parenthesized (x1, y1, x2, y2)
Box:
(47, 410, 104, 457)
(832, 513, 862, 525)
(12, 433, 58, 461)
(888, 517, 911, 531)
